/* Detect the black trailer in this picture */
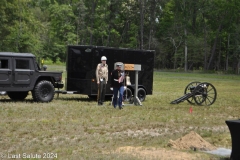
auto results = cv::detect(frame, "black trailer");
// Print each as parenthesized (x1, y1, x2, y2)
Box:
(60, 45, 155, 101)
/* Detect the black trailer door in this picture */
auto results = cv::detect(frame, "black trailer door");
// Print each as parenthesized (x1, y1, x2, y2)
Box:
(0, 57, 12, 87)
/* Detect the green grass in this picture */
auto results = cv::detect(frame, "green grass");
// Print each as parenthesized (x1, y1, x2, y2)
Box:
(1, 69, 239, 159)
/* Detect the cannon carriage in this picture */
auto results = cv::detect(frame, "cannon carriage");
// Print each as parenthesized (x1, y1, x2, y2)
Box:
(171, 82, 217, 106)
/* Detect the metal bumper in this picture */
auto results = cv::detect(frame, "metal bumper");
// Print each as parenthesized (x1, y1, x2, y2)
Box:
(55, 82, 64, 88)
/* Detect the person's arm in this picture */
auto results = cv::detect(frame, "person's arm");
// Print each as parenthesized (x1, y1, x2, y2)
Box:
(110, 70, 114, 87)
(96, 64, 100, 84)
(118, 71, 125, 83)
(106, 65, 108, 83)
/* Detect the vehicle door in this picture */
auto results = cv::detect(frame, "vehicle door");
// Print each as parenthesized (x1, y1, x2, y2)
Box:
(0, 57, 12, 88)
(13, 58, 34, 86)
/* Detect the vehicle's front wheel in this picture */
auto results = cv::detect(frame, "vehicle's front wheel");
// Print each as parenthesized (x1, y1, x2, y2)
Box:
(7, 91, 28, 101)
(33, 80, 55, 102)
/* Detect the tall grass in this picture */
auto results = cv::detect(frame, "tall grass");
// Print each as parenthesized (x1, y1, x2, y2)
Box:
(1, 69, 239, 159)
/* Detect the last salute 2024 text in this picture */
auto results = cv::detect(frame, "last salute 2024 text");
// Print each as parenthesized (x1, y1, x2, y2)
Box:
(7, 152, 57, 159)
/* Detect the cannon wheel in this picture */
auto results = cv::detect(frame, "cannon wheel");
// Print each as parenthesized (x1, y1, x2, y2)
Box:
(184, 81, 201, 104)
(193, 82, 217, 106)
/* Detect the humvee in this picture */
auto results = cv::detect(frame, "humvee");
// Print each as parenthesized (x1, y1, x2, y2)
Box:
(0, 52, 64, 102)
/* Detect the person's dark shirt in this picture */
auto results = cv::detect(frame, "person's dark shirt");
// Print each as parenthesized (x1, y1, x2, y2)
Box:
(111, 69, 124, 88)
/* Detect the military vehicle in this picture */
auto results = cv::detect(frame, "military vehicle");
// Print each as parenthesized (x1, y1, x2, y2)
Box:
(0, 52, 64, 102)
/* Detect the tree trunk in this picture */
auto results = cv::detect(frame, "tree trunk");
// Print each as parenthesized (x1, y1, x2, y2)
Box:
(139, 0, 145, 50)
(204, 24, 207, 71)
(237, 59, 240, 74)
(217, 48, 221, 70)
(226, 34, 230, 71)
(184, 27, 187, 72)
(207, 24, 222, 70)
(191, 1, 197, 35)
(174, 49, 177, 69)
(148, 0, 156, 50)
(89, 0, 98, 45)
(106, 0, 117, 46)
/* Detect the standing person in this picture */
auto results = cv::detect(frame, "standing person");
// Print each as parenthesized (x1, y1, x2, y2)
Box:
(96, 56, 108, 105)
(111, 62, 125, 109)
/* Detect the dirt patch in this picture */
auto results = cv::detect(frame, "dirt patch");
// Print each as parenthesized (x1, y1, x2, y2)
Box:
(113, 131, 216, 160)
(115, 146, 203, 160)
(168, 131, 217, 151)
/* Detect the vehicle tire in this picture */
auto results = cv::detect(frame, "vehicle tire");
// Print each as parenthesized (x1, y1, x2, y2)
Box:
(7, 91, 28, 101)
(105, 95, 112, 101)
(88, 95, 97, 100)
(33, 80, 55, 102)
(32, 90, 37, 101)
(123, 88, 132, 102)
(137, 88, 146, 102)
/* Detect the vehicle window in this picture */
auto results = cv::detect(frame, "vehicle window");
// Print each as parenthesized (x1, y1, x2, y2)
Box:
(0, 59, 9, 69)
(16, 59, 30, 69)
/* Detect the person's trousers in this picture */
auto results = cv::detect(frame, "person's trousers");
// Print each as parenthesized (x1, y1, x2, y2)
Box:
(97, 79, 106, 104)
(113, 86, 124, 108)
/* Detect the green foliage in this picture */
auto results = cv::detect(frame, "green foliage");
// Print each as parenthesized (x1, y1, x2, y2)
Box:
(43, 58, 65, 65)
(1, 0, 240, 73)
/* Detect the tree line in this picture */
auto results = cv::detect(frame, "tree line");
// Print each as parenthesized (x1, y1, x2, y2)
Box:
(1, 0, 240, 73)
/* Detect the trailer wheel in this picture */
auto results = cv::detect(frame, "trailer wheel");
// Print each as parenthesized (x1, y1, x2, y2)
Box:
(123, 88, 132, 102)
(7, 91, 28, 101)
(137, 88, 146, 102)
(33, 80, 55, 102)
(88, 95, 97, 100)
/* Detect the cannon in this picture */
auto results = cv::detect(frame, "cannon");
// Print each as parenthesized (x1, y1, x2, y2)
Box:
(171, 82, 217, 106)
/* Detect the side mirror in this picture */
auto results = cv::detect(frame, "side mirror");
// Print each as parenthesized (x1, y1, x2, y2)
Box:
(42, 65, 47, 71)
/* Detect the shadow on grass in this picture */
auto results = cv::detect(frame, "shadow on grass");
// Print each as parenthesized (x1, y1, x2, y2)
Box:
(0, 98, 95, 103)
(55, 95, 112, 102)
(0, 99, 36, 103)
(0, 95, 113, 103)
(55, 97, 94, 102)
(219, 158, 230, 160)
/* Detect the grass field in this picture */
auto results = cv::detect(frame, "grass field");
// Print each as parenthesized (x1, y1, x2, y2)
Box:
(1, 66, 240, 159)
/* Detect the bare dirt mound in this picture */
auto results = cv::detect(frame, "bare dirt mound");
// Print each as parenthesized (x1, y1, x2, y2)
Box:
(112, 131, 216, 159)
(168, 131, 217, 151)
(115, 146, 204, 160)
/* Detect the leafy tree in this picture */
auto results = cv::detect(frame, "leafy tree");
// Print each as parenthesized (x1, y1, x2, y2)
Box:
(0, 0, 42, 55)
(47, 3, 77, 62)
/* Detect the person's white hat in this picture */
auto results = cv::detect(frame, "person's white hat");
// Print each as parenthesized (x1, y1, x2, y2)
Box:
(101, 56, 107, 61)
(116, 62, 122, 66)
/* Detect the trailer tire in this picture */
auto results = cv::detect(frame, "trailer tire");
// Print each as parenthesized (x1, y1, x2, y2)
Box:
(7, 91, 28, 101)
(137, 88, 146, 102)
(123, 88, 132, 102)
(33, 80, 55, 102)
(88, 95, 97, 100)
